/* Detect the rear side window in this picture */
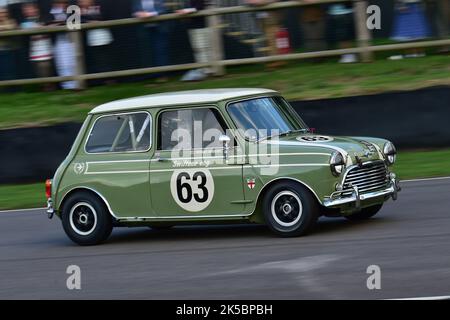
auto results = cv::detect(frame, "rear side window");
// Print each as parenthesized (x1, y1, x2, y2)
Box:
(85, 112, 151, 153)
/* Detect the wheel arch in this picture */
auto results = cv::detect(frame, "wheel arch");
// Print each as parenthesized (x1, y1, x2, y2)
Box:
(58, 187, 117, 220)
(255, 177, 322, 210)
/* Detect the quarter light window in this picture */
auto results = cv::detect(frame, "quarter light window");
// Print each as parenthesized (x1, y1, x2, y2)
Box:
(86, 112, 151, 153)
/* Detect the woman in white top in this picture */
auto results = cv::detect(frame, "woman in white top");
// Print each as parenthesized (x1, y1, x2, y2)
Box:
(49, 0, 78, 90)
(78, 0, 113, 81)
(21, 2, 54, 90)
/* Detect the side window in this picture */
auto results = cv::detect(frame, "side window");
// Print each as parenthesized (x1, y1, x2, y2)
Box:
(159, 108, 226, 151)
(86, 112, 151, 153)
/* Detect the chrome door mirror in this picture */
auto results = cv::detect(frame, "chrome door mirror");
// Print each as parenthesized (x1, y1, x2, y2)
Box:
(219, 135, 231, 161)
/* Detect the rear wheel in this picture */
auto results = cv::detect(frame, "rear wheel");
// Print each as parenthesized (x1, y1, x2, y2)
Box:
(262, 182, 319, 237)
(345, 204, 383, 221)
(62, 192, 113, 246)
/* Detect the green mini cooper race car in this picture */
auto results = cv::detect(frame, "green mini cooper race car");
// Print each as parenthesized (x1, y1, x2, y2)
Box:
(46, 88, 400, 245)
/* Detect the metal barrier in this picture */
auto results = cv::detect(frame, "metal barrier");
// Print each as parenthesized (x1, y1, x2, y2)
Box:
(0, 0, 448, 89)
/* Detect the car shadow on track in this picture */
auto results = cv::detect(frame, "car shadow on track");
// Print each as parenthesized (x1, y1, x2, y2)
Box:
(108, 224, 271, 244)
(105, 216, 392, 245)
(313, 216, 392, 235)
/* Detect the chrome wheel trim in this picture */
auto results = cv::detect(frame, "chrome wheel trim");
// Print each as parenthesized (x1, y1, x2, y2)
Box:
(271, 191, 303, 227)
(69, 202, 98, 236)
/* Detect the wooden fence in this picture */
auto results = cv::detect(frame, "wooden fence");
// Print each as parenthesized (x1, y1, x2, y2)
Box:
(0, 0, 448, 88)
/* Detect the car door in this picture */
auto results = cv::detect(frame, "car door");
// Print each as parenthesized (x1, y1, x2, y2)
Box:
(77, 111, 153, 219)
(150, 106, 246, 218)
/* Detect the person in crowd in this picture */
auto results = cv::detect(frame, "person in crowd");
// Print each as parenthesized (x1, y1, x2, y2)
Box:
(300, 0, 326, 52)
(327, 3, 357, 63)
(391, 0, 430, 42)
(132, 0, 169, 82)
(389, 0, 431, 59)
(0, 6, 17, 82)
(49, 0, 78, 90)
(433, 0, 449, 52)
(77, 0, 113, 78)
(245, 0, 284, 69)
(177, 0, 212, 81)
(435, 0, 449, 40)
(20, 2, 54, 90)
(424, 0, 448, 52)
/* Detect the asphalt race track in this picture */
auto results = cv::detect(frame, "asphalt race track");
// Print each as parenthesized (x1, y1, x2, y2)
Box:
(1, 178, 449, 300)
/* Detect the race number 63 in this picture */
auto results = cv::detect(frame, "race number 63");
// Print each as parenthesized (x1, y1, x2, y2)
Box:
(170, 169, 215, 212)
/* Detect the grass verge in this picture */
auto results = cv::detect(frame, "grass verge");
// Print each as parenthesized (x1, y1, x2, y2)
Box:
(0, 149, 449, 211)
(0, 183, 45, 211)
(0, 55, 449, 129)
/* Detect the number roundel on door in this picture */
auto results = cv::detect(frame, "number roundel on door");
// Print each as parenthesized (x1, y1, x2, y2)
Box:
(170, 169, 215, 212)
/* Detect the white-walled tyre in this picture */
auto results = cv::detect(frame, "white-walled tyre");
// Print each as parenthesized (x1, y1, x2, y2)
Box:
(263, 182, 319, 237)
(62, 192, 113, 246)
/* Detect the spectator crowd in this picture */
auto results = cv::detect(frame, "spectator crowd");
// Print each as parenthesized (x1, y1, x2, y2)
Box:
(0, 0, 448, 89)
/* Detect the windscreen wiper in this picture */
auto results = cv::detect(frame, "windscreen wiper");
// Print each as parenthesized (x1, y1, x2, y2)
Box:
(258, 129, 309, 142)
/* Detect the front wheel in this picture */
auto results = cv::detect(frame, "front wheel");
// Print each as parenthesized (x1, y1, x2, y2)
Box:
(345, 204, 383, 221)
(62, 192, 113, 246)
(262, 182, 319, 237)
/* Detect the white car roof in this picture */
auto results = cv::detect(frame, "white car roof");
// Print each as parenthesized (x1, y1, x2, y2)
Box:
(90, 88, 278, 114)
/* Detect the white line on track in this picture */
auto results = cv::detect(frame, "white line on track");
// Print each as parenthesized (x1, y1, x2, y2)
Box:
(1, 176, 450, 214)
(0, 207, 45, 214)
(401, 176, 450, 183)
(387, 295, 450, 300)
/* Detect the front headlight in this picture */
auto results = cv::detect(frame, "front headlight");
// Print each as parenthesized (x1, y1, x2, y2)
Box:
(330, 152, 345, 176)
(383, 142, 397, 166)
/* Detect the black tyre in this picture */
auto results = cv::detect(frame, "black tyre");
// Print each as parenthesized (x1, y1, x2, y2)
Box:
(345, 204, 383, 221)
(62, 191, 113, 246)
(262, 181, 319, 237)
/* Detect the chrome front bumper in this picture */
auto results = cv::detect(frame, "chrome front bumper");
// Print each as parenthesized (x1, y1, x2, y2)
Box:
(46, 198, 54, 219)
(323, 177, 401, 209)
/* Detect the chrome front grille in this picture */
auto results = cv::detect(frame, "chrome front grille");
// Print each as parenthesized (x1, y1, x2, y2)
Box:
(342, 161, 388, 196)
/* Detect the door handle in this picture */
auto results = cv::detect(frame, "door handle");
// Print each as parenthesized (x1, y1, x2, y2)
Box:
(154, 152, 170, 162)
